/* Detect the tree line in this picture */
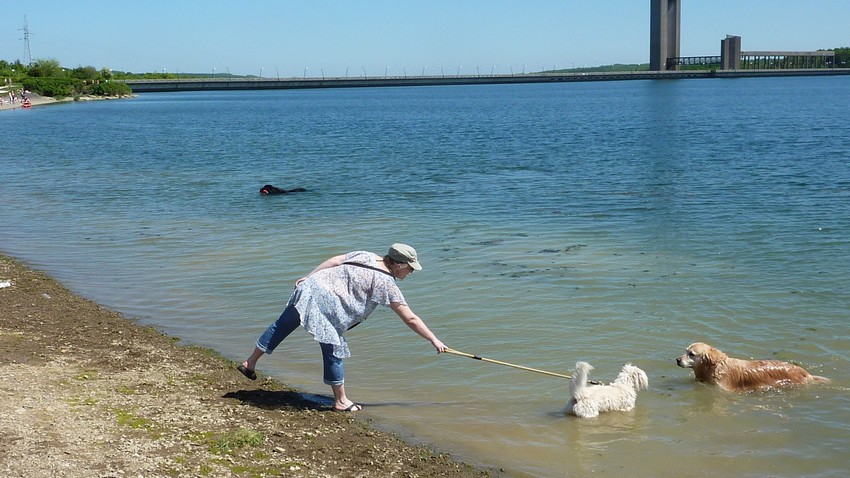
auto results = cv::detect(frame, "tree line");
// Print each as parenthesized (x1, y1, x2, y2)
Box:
(834, 47, 850, 67)
(1, 58, 131, 98)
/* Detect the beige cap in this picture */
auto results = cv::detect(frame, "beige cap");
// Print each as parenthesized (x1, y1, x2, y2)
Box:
(388, 243, 422, 270)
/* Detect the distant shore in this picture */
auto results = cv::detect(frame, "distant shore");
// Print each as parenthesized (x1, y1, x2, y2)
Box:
(0, 92, 133, 111)
(0, 92, 60, 111)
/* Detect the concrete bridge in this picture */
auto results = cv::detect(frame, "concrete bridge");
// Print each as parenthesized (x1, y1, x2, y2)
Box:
(122, 69, 849, 93)
(651, 0, 837, 71)
(123, 0, 840, 93)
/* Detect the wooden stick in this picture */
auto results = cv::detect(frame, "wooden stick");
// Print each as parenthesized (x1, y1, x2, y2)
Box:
(444, 347, 572, 380)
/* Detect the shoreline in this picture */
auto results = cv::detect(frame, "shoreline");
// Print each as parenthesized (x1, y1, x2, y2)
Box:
(0, 91, 61, 110)
(0, 92, 132, 111)
(0, 252, 497, 477)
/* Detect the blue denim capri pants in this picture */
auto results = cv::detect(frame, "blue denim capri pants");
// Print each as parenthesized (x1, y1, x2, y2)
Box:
(255, 302, 345, 386)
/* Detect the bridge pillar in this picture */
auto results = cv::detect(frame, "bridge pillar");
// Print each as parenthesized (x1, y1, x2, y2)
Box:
(721, 35, 742, 70)
(650, 0, 681, 71)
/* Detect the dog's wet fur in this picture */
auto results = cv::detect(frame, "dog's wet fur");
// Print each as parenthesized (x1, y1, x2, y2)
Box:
(260, 184, 307, 195)
(565, 361, 649, 418)
(676, 342, 829, 392)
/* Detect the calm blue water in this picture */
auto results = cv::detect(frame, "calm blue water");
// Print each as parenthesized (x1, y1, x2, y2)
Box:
(2, 77, 849, 477)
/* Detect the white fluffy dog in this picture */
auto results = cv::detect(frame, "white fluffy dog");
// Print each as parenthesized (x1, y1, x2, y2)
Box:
(565, 361, 649, 418)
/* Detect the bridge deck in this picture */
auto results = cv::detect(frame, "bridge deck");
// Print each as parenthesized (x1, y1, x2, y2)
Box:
(123, 69, 850, 93)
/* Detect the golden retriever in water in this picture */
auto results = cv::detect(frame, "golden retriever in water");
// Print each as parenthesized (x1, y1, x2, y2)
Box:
(676, 342, 829, 392)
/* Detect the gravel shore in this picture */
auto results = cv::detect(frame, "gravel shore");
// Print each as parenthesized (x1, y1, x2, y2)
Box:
(0, 253, 495, 478)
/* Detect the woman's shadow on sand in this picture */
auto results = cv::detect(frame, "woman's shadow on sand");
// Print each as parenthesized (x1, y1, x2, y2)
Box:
(224, 389, 420, 411)
(223, 389, 332, 411)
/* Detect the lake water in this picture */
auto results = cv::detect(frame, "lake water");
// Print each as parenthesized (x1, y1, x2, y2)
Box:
(2, 77, 849, 477)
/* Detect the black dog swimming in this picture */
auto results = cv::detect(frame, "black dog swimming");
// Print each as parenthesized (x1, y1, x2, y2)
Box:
(260, 184, 307, 195)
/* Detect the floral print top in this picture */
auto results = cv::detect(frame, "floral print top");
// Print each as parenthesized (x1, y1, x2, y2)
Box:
(294, 251, 406, 358)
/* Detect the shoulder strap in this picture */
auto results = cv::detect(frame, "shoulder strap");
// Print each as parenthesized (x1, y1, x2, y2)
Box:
(341, 261, 394, 331)
(342, 261, 393, 277)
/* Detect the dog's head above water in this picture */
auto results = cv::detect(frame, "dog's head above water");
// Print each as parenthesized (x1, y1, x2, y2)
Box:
(676, 342, 721, 369)
(260, 184, 285, 195)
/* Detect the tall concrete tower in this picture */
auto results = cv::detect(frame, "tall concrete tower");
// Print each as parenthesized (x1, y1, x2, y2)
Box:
(650, 0, 681, 70)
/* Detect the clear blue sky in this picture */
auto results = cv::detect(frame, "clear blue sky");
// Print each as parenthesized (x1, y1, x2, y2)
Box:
(2, 1, 847, 77)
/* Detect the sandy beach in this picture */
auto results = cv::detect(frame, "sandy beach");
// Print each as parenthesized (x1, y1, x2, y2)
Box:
(0, 91, 60, 111)
(0, 253, 494, 478)
(0, 91, 134, 111)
